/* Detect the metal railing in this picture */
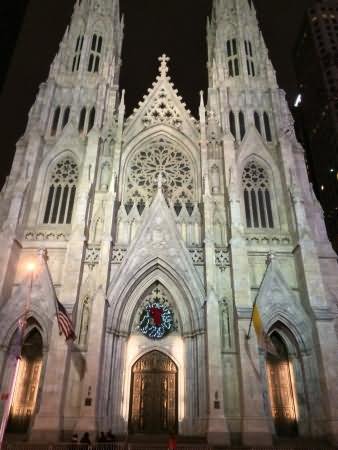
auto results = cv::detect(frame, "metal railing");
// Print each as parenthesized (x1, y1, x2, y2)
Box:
(1, 444, 335, 450)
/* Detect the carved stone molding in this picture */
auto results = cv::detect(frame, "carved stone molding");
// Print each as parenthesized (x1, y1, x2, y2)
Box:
(188, 247, 204, 265)
(24, 230, 68, 241)
(245, 234, 292, 246)
(215, 248, 230, 272)
(111, 247, 127, 264)
(84, 245, 100, 270)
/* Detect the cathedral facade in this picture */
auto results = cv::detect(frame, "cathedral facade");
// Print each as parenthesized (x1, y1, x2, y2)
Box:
(0, 0, 338, 446)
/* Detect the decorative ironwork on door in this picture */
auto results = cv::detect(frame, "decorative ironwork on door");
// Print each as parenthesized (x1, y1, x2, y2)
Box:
(267, 333, 298, 437)
(7, 329, 43, 434)
(129, 351, 178, 434)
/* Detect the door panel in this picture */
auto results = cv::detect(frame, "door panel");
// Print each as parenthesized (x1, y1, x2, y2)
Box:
(129, 351, 177, 434)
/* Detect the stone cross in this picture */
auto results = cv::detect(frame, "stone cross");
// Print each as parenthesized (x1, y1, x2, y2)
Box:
(158, 54, 170, 77)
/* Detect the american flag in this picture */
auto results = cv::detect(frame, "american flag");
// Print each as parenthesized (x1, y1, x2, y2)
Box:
(56, 298, 76, 341)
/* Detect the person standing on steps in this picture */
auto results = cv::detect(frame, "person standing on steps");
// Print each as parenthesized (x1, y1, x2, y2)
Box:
(168, 432, 177, 450)
(80, 432, 91, 448)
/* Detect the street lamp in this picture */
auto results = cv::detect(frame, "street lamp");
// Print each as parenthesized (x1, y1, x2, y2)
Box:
(0, 259, 36, 448)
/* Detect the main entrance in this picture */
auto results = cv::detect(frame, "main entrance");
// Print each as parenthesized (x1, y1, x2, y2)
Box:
(129, 351, 178, 434)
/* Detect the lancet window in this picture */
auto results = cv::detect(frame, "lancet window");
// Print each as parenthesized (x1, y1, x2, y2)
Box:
(226, 39, 239, 77)
(43, 157, 79, 225)
(88, 107, 96, 132)
(229, 111, 246, 141)
(88, 34, 103, 73)
(229, 111, 237, 140)
(78, 107, 95, 134)
(72, 34, 84, 72)
(79, 107, 87, 133)
(239, 111, 246, 140)
(264, 112, 272, 142)
(125, 137, 194, 215)
(245, 40, 255, 77)
(50, 106, 61, 136)
(242, 160, 274, 228)
(62, 107, 70, 129)
(254, 111, 261, 134)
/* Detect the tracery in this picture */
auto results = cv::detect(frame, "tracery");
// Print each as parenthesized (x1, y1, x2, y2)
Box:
(125, 136, 194, 208)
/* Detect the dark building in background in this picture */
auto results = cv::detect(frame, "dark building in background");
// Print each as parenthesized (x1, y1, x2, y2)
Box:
(294, 0, 338, 250)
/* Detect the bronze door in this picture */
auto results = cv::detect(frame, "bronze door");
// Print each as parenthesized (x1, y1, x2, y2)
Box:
(129, 351, 177, 434)
(267, 335, 298, 437)
(7, 330, 43, 434)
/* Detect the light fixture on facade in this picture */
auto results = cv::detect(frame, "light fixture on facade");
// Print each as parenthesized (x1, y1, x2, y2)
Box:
(294, 94, 302, 107)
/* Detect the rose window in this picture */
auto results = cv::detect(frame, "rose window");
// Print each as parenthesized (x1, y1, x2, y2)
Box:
(126, 137, 194, 210)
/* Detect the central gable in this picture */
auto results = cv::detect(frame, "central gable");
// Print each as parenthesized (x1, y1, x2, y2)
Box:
(123, 55, 199, 141)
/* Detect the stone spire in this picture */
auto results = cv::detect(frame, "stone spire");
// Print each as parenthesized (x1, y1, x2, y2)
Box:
(207, 0, 277, 89)
(27, 0, 124, 136)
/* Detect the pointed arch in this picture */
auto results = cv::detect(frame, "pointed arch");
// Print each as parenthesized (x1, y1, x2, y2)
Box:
(237, 132, 287, 231)
(107, 258, 205, 336)
(242, 158, 274, 229)
(6, 327, 43, 434)
(265, 328, 299, 437)
(42, 156, 79, 225)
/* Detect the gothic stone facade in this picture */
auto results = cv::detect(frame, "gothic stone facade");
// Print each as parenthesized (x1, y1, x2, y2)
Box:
(0, 0, 338, 446)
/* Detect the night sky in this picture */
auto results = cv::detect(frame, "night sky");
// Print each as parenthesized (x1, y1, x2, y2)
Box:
(0, 0, 314, 188)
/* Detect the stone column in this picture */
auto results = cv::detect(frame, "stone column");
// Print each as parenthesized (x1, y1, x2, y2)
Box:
(31, 322, 70, 441)
(206, 290, 230, 445)
(237, 311, 273, 446)
(315, 318, 338, 445)
(226, 162, 272, 445)
(74, 286, 106, 435)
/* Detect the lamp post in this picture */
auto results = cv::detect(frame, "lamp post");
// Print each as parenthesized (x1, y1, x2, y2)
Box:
(0, 261, 35, 448)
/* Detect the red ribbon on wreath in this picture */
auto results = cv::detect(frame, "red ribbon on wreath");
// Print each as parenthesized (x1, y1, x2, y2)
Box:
(150, 306, 163, 326)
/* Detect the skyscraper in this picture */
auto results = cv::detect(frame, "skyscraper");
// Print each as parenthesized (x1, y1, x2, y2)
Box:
(0, 0, 337, 446)
(294, 0, 338, 250)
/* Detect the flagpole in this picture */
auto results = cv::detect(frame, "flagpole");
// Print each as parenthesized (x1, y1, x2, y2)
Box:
(38, 248, 63, 337)
(246, 251, 274, 340)
(0, 262, 35, 449)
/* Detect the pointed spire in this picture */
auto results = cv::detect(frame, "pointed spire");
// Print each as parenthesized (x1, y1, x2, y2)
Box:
(119, 89, 125, 113)
(199, 91, 205, 110)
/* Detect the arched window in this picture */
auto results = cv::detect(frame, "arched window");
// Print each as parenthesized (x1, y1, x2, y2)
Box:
(254, 111, 261, 134)
(72, 34, 84, 72)
(239, 111, 246, 140)
(43, 157, 79, 225)
(6, 329, 43, 434)
(264, 112, 272, 142)
(229, 111, 237, 139)
(88, 34, 103, 73)
(242, 160, 274, 228)
(78, 107, 87, 133)
(62, 107, 70, 129)
(226, 39, 239, 77)
(50, 106, 61, 136)
(87, 107, 96, 133)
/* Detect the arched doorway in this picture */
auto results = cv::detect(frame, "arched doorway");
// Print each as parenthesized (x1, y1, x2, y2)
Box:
(266, 332, 298, 437)
(6, 329, 43, 434)
(129, 351, 178, 434)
